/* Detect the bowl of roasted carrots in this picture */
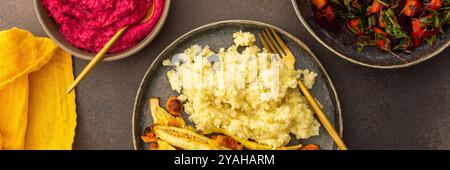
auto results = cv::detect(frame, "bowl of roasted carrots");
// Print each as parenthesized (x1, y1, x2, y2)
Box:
(292, 0, 450, 68)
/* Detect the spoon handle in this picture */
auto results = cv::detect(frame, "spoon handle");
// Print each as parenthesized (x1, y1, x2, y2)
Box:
(66, 26, 129, 93)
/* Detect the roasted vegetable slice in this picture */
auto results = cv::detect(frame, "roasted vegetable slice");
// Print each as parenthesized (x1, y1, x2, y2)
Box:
(157, 140, 177, 150)
(212, 135, 244, 150)
(149, 98, 186, 127)
(207, 128, 302, 150)
(402, 0, 421, 17)
(149, 140, 177, 150)
(141, 126, 157, 143)
(153, 125, 230, 150)
(279, 145, 305, 150)
(149, 143, 159, 150)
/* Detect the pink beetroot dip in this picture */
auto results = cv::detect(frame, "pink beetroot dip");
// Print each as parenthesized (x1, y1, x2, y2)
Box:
(42, 0, 165, 54)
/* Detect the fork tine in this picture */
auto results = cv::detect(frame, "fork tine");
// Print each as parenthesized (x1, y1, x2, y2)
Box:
(270, 28, 293, 55)
(265, 28, 286, 56)
(258, 33, 271, 53)
(259, 32, 282, 61)
(262, 31, 281, 57)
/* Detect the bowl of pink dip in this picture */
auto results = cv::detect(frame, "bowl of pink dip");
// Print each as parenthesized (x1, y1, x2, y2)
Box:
(35, 0, 170, 61)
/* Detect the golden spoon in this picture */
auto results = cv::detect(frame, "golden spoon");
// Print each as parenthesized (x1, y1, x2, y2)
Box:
(66, 2, 155, 93)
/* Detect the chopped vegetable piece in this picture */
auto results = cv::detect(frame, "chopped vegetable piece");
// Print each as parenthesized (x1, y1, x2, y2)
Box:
(378, 10, 387, 28)
(374, 27, 388, 37)
(321, 5, 336, 22)
(377, 0, 390, 7)
(430, 0, 442, 10)
(374, 27, 390, 51)
(368, 0, 381, 14)
(411, 32, 423, 47)
(350, 0, 363, 10)
(368, 15, 377, 28)
(402, 0, 421, 17)
(312, 0, 328, 9)
(412, 18, 424, 33)
(314, 5, 336, 23)
(346, 18, 364, 35)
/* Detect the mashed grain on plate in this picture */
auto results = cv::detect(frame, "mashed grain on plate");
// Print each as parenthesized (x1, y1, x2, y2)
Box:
(164, 32, 320, 148)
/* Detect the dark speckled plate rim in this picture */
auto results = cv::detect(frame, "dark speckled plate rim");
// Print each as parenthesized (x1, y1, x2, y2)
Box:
(291, 0, 450, 69)
(131, 20, 343, 150)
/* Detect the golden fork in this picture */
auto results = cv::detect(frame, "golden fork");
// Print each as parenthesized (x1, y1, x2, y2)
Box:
(258, 28, 348, 150)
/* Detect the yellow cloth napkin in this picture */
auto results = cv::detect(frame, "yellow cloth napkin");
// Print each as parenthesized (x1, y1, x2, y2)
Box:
(0, 28, 77, 150)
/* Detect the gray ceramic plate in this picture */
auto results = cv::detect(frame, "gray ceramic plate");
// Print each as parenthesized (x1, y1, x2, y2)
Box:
(292, 0, 450, 69)
(132, 20, 343, 150)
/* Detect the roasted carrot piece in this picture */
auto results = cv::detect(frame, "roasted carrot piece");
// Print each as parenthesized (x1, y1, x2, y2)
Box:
(149, 143, 159, 150)
(168, 119, 181, 127)
(165, 96, 183, 117)
(301, 144, 320, 150)
(213, 135, 244, 150)
(141, 126, 157, 143)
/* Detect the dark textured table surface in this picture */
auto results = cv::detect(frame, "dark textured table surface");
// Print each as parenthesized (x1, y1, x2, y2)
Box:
(1, 0, 449, 150)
